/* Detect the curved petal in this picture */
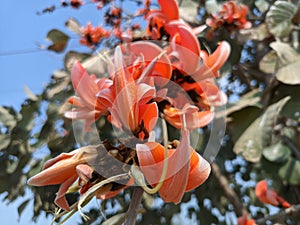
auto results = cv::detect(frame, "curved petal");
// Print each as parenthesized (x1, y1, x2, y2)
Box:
(71, 61, 99, 109)
(64, 108, 99, 120)
(165, 22, 201, 74)
(139, 102, 158, 132)
(163, 105, 214, 130)
(97, 178, 134, 199)
(54, 174, 78, 211)
(129, 42, 172, 83)
(204, 41, 231, 76)
(137, 130, 191, 203)
(185, 151, 211, 191)
(27, 151, 81, 186)
(158, 0, 179, 20)
(255, 180, 291, 208)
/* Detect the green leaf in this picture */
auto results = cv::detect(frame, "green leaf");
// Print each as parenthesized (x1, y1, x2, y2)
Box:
(101, 213, 126, 225)
(226, 89, 262, 116)
(0, 106, 17, 130)
(0, 134, 10, 150)
(179, 0, 199, 24)
(261, 42, 300, 84)
(18, 199, 30, 218)
(46, 76, 70, 99)
(233, 97, 290, 162)
(64, 51, 90, 72)
(274, 84, 300, 120)
(265, 1, 297, 37)
(255, 0, 270, 14)
(279, 158, 300, 185)
(52, 70, 69, 79)
(270, 41, 300, 65)
(262, 142, 291, 163)
(276, 59, 300, 85)
(47, 29, 70, 53)
(205, 0, 220, 14)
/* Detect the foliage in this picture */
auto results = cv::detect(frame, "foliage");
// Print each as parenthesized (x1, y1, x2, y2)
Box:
(1, 0, 300, 224)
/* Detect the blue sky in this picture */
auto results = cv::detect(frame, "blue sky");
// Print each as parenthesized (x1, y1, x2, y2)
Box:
(0, 1, 105, 224)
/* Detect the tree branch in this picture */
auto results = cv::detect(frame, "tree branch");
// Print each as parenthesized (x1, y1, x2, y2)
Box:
(211, 163, 247, 217)
(281, 135, 300, 161)
(256, 204, 300, 224)
(124, 186, 144, 225)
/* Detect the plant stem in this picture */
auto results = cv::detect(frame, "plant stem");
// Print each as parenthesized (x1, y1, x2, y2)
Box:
(211, 162, 247, 217)
(124, 186, 144, 225)
(256, 204, 300, 224)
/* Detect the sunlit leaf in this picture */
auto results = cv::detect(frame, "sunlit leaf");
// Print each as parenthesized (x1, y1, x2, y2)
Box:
(270, 41, 300, 65)
(205, 0, 220, 14)
(47, 77, 70, 98)
(265, 1, 297, 37)
(259, 50, 277, 74)
(262, 142, 291, 163)
(64, 51, 90, 72)
(276, 59, 300, 85)
(269, 41, 300, 85)
(279, 158, 300, 185)
(179, 0, 199, 24)
(82, 55, 107, 77)
(65, 18, 82, 35)
(0, 134, 10, 150)
(0, 106, 17, 130)
(47, 29, 70, 53)
(239, 23, 270, 41)
(255, 0, 270, 14)
(233, 97, 290, 162)
(52, 70, 69, 79)
(23, 85, 39, 101)
(101, 213, 126, 225)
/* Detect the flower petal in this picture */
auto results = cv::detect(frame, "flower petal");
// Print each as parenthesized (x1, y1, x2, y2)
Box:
(54, 174, 78, 211)
(71, 61, 99, 109)
(158, 0, 179, 20)
(185, 151, 211, 191)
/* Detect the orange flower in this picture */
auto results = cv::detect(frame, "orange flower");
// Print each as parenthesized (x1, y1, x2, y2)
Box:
(163, 103, 214, 130)
(105, 45, 161, 138)
(65, 61, 113, 130)
(70, 0, 84, 9)
(126, 41, 172, 84)
(28, 148, 91, 211)
(79, 23, 110, 47)
(145, 0, 202, 74)
(255, 180, 291, 208)
(27, 145, 133, 211)
(206, 1, 251, 31)
(137, 130, 211, 203)
(237, 213, 257, 225)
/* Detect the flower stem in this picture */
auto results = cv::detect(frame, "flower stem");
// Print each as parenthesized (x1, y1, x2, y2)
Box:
(124, 186, 144, 225)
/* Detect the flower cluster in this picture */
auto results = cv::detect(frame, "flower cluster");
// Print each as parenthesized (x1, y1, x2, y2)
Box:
(206, 0, 251, 37)
(28, 0, 231, 221)
(79, 23, 110, 48)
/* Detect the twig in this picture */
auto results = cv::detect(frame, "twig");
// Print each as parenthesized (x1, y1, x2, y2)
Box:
(281, 135, 300, 161)
(211, 163, 247, 217)
(124, 186, 144, 225)
(256, 204, 300, 224)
